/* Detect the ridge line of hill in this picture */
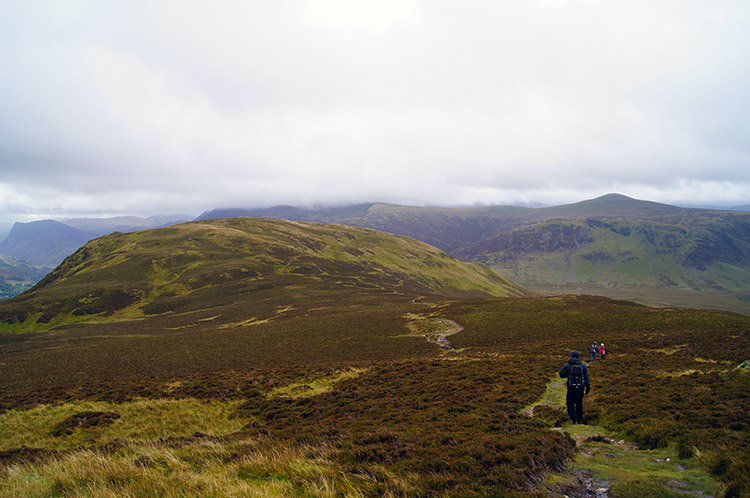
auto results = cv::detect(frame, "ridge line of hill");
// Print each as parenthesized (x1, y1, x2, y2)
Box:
(2, 194, 748, 313)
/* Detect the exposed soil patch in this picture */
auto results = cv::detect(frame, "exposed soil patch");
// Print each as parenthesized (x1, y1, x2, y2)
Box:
(52, 411, 121, 437)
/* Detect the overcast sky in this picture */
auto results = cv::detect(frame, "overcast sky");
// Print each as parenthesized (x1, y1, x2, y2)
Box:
(1, 0, 749, 224)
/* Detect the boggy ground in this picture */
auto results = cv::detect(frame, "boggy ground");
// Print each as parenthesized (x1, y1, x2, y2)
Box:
(0, 295, 749, 497)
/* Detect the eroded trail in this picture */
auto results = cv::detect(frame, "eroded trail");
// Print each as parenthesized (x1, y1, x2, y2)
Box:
(403, 310, 464, 351)
(422, 317, 463, 349)
(523, 368, 719, 498)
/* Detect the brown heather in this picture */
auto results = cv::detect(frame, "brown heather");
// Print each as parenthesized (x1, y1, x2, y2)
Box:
(0, 219, 748, 497)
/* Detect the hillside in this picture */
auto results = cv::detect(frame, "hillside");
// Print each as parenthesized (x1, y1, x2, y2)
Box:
(0, 216, 187, 301)
(455, 216, 750, 314)
(0, 218, 748, 496)
(199, 194, 736, 253)
(0, 217, 528, 333)
(198, 195, 750, 313)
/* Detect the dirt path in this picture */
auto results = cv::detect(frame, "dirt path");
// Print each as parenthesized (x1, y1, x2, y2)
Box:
(523, 368, 720, 498)
(421, 317, 463, 350)
(404, 305, 464, 351)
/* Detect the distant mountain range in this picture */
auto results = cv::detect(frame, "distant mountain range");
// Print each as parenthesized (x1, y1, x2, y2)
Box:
(0, 216, 189, 269)
(0, 215, 189, 300)
(0, 220, 98, 270)
(199, 194, 742, 252)
(1, 195, 748, 313)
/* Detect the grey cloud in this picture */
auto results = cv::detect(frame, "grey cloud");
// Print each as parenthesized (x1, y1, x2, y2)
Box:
(1, 0, 749, 224)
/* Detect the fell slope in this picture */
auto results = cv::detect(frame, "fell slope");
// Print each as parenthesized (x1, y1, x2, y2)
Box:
(455, 216, 750, 314)
(198, 195, 750, 313)
(0, 217, 528, 332)
(200, 194, 739, 253)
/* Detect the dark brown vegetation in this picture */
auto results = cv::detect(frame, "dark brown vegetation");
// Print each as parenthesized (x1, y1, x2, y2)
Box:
(2, 292, 749, 496)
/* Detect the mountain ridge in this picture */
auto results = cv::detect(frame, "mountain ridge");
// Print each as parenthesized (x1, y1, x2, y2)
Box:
(0, 220, 97, 270)
(3, 194, 748, 312)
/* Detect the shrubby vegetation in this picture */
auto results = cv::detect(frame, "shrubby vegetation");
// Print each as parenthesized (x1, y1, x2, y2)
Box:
(1, 295, 748, 496)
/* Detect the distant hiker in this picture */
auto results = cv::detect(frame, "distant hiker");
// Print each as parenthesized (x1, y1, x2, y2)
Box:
(600, 343, 607, 359)
(590, 342, 598, 361)
(559, 351, 591, 424)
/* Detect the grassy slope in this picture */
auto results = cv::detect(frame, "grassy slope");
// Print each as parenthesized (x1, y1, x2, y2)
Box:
(0, 217, 528, 334)
(482, 219, 750, 289)
(344, 194, 747, 250)
(455, 217, 750, 315)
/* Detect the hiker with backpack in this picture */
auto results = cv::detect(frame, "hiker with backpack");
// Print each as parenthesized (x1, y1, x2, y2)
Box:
(559, 351, 591, 424)
(600, 343, 607, 359)
(590, 342, 598, 361)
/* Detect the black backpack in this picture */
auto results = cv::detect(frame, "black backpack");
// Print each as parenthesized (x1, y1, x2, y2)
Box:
(568, 363, 584, 388)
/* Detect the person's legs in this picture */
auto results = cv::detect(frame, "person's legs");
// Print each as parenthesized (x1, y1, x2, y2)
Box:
(565, 389, 578, 423)
(574, 388, 585, 424)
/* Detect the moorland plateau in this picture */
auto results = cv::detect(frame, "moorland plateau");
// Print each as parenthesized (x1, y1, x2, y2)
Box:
(0, 217, 749, 497)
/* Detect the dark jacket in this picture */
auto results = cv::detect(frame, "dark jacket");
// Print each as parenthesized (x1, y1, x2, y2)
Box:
(559, 357, 591, 391)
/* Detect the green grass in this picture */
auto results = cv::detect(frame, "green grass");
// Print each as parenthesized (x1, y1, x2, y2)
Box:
(569, 436, 721, 497)
(525, 373, 723, 497)
(0, 398, 247, 451)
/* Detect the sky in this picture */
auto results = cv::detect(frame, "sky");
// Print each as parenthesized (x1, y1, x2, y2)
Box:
(1, 0, 749, 225)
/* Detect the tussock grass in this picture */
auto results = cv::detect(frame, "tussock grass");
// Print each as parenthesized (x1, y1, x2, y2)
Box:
(656, 369, 702, 378)
(694, 356, 733, 364)
(0, 398, 247, 452)
(0, 438, 395, 498)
